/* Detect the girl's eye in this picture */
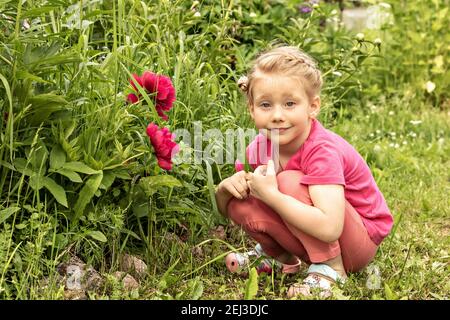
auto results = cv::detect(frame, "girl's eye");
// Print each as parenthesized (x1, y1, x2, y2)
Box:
(286, 101, 296, 107)
(260, 102, 270, 108)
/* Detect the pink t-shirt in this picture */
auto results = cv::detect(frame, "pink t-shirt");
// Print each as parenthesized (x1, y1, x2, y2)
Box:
(235, 119, 393, 245)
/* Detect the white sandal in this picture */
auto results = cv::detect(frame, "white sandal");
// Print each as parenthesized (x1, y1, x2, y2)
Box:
(287, 264, 346, 299)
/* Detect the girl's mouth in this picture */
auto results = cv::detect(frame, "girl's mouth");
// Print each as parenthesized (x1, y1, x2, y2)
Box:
(270, 127, 291, 134)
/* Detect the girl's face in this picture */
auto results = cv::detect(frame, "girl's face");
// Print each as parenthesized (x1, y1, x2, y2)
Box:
(249, 72, 320, 155)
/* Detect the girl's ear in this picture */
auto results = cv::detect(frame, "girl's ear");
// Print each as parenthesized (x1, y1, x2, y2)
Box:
(309, 96, 321, 118)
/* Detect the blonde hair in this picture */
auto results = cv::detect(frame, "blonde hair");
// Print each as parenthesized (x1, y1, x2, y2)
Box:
(238, 46, 323, 104)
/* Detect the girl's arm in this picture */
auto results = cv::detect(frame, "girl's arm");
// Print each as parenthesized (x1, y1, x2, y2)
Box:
(265, 184, 345, 243)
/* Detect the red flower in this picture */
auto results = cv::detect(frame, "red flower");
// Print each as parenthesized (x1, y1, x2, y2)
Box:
(127, 93, 139, 103)
(127, 71, 176, 121)
(146, 123, 180, 170)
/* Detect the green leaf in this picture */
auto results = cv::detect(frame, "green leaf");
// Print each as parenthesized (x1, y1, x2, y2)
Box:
(27, 94, 69, 125)
(0, 73, 13, 161)
(86, 230, 107, 243)
(54, 168, 82, 183)
(0, 207, 20, 224)
(23, 42, 81, 70)
(29, 174, 44, 191)
(244, 267, 258, 300)
(0, 160, 15, 171)
(189, 278, 204, 300)
(43, 177, 68, 207)
(121, 228, 141, 241)
(112, 168, 131, 180)
(138, 175, 182, 197)
(15, 70, 51, 83)
(73, 172, 103, 221)
(50, 145, 66, 170)
(384, 283, 398, 300)
(205, 161, 219, 220)
(54, 233, 68, 249)
(29, 139, 49, 174)
(132, 201, 149, 218)
(22, 6, 59, 18)
(158, 258, 180, 290)
(99, 171, 115, 190)
(62, 162, 99, 174)
(0, 73, 12, 109)
(13, 158, 34, 176)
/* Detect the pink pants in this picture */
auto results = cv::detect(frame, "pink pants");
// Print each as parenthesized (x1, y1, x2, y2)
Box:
(227, 170, 378, 273)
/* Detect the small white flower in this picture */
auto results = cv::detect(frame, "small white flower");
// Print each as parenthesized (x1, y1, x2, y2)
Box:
(388, 111, 395, 116)
(193, 11, 201, 17)
(356, 33, 365, 41)
(369, 133, 374, 138)
(332, 71, 342, 77)
(390, 132, 396, 136)
(389, 143, 394, 147)
(366, 264, 381, 290)
(312, 3, 319, 8)
(22, 19, 30, 29)
(394, 143, 399, 148)
(331, 9, 338, 15)
(425, 81, 436, 93)
(409, 120, 422, 125)
(402, 141, 408, 145)
(374, 38, 382, 45)
(249, 12, 257, 18)
(373, 145, 382, 152)
(376, 130, 381, 134)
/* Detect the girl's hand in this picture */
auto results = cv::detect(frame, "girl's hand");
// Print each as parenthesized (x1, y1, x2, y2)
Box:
(247, 160, 279, 202)
(217, 171, 250, 200)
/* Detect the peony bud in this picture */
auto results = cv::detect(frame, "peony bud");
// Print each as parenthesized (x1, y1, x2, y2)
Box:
(356, 33, 365, 41)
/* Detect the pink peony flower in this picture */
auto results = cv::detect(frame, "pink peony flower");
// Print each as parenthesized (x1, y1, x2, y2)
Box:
(127, 93, 139, 103)
(127, 71, 176, 121)
(146, 123, 180, 170)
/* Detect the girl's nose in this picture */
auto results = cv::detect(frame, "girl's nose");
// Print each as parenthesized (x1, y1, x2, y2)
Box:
(271, 105, 285, 121)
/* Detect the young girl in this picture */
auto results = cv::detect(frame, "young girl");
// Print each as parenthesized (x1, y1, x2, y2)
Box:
(214, 46, 393, 298)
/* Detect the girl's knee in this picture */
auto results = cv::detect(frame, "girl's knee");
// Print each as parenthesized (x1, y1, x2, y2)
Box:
(227, 197, 254, 226)
(276, 170, 304, 188)
(276, 170, 311, 203)
(227, 198, 242, 221)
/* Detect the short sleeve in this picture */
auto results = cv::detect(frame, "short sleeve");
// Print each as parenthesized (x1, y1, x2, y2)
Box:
(300, 141, 346, 186)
